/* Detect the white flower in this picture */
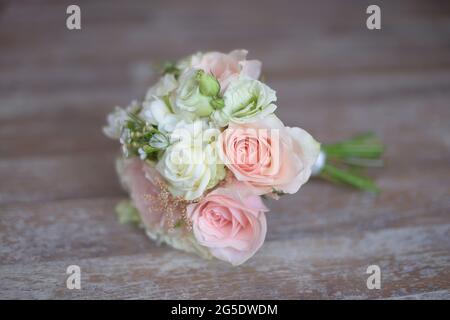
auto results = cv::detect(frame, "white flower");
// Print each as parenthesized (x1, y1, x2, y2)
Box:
(119, 128, 132, 157)
(156, 120, 225, 200)
(149, 132, 169, 149)
(103, 104, 135, 139)
(119, 128, 131, 145)
(176, 52, 203, 72)
(103, 107, 128, 139)
(122, 144, 129, 157)
(212, 77, 277, 127)
(140, 98, 180, 133)
(145, 73, 178, 99)
(138, 147, 147, 160)
(103, 101, 141, 139)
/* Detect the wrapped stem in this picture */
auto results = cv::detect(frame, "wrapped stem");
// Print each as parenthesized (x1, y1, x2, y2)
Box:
(320, 164, 380, 193)
(322, 132, 384, 160)
(315, 132, 384, 193)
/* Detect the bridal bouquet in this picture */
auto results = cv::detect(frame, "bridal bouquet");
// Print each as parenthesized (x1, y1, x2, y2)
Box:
(104, 50, 383, 266)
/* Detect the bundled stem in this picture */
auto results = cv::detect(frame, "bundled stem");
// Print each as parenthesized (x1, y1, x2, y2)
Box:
(318, 132, 384, 193)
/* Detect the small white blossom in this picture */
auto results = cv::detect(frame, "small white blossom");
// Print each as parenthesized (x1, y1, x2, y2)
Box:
(138, 147, 147, 160)
(103, 100, 141, 139)
(149, 132, 169, 150)
(119, 128, 131, 145)
(103, 107, 128, 139)
(122, 144, 129, 157)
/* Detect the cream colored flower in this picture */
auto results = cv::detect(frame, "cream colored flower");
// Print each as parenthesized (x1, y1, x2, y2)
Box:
(212, 77, 277, 127)
(103, 107, 128, 139)
(103, 100, 140, 139)
(145, 73, 178, 99)
(156, 120, 225, 200)
(140, 98, 180, 133)
(176, 52, 203, 72)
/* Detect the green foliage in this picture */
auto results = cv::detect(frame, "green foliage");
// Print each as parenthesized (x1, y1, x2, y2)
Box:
(161, 61, 181, 79)
(122, 109, 169, 159)
(116, 200, 142, 225)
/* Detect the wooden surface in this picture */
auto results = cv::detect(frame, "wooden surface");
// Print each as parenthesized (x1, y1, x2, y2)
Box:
(1, 0, 449, 299)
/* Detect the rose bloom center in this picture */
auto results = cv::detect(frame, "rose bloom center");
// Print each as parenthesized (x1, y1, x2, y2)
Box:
(232, 135, 273, 171)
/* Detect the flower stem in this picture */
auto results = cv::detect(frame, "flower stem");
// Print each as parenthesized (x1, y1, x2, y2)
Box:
(317, 132, 384, 193)
(322, 132, 384, 160)
(320, 163, 380, 193)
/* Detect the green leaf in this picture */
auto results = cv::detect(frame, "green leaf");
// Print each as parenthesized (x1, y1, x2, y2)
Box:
(115, 200, 142, 225)
(161, 61, 181, 78)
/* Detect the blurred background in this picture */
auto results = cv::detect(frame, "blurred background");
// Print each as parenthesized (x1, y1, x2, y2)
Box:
(1, 0, 449, 299)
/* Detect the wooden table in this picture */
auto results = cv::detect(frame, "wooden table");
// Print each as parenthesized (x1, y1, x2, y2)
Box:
(1, 0, 449, 299)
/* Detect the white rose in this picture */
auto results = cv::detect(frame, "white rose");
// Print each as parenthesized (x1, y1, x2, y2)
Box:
(156, 120, 226, 200)
(212, 77, 277, 127)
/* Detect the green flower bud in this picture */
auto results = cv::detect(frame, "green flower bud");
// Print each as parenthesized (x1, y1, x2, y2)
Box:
(197, 70, 220, 97)
(175, 69, 216, 117)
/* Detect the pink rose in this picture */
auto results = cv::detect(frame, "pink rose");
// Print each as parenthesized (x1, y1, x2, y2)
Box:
(192, 49, 261, 92)
(218, 115, 320, 195)
(121, 158, 170, 229)
(186, 182, 268, 266)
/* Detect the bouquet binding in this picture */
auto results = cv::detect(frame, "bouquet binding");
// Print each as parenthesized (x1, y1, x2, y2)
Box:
(104, 50, 383, 266)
